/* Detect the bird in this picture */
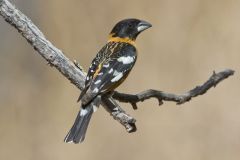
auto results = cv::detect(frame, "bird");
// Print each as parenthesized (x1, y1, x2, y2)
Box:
(64, 18, 152, 143)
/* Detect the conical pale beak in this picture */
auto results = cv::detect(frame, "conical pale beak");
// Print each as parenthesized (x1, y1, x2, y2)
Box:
(137, 20, 152, 32)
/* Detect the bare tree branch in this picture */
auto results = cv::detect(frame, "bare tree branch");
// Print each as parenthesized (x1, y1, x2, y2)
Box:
(0, 0, 136, 132)
(112, 69, 234, 109)
(101, 95, 137, 132)
(0, 0, 235, 134)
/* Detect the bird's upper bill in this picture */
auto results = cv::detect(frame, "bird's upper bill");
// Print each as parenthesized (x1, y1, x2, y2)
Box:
(137, 20, 152, 32)
(109, 19, 152, 41)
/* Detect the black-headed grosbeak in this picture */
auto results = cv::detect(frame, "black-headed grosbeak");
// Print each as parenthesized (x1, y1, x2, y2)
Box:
(64, 18, 152, 143)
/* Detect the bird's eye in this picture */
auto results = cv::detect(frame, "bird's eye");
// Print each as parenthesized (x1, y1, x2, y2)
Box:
(128, 24, 133, 28)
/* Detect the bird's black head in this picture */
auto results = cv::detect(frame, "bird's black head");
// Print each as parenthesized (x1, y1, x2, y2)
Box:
(109, 19, 152, 41)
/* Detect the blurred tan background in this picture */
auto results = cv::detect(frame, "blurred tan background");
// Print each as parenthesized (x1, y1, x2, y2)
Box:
(0, 0, 239, 160)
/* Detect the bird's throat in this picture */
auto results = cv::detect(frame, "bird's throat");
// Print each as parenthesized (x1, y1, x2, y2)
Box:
(108, 34, 136, 47)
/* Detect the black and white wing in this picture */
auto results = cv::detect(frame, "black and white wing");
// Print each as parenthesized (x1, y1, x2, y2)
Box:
(81, 44, 137, 105)
(77, 44, 110, 102)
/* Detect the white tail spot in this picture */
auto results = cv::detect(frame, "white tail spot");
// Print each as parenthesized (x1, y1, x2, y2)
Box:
(93, 105, 98, 112)
(80, 109, 88, 116)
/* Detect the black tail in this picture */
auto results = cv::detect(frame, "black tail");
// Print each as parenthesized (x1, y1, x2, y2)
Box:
(64, 105, 94, 143)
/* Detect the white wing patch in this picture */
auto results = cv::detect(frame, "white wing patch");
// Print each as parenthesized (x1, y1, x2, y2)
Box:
(93, 88, 99, 93)
(94, 80, 101, 84)
(117, 56, 134, 64)
(113, 70, 121, 76)
(111, 72, 123, 82)
(103, 64, 110, 68)
(108, 68, 113, 73)
(98, 72, 103, 75)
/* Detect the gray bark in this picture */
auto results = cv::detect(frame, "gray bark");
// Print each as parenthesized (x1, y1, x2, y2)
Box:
(113, 70, 234, 109)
